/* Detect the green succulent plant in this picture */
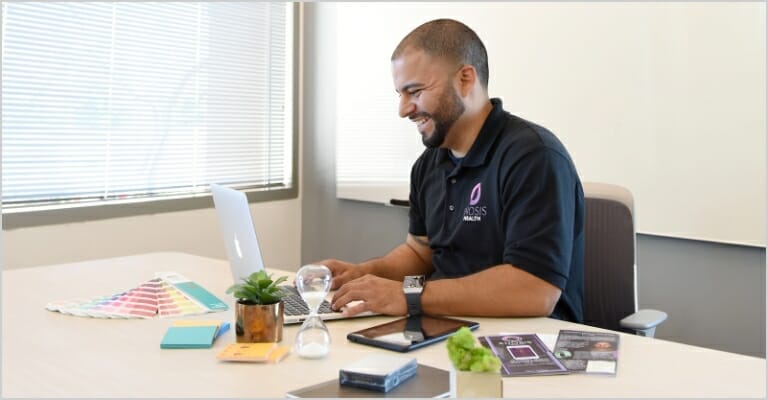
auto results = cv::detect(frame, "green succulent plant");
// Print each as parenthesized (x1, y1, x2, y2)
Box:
(226, 270, 288, 305)
(447, 326, 502, 372)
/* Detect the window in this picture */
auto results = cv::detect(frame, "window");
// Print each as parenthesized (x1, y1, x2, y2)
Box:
(1, 2, 297, 228)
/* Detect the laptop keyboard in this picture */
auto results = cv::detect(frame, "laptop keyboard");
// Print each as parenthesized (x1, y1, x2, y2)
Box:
(279, 286, 335, 316)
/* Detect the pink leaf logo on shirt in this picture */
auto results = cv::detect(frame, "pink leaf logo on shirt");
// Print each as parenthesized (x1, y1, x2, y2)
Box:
(469, 183, 482, 206)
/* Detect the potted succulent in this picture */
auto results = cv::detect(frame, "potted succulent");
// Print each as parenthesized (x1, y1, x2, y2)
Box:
(446, 327, 503, 398)
(226, 271, 288, 343)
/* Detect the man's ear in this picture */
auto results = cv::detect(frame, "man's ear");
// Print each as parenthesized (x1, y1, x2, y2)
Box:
(457, 65, 477, 97)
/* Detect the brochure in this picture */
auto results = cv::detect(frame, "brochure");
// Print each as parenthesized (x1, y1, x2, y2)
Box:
(553, 330, 620, 374)
(479, 334, 568, 377)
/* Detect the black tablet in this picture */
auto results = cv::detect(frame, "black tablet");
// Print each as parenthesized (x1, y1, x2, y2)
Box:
(346, 315, 479, 352)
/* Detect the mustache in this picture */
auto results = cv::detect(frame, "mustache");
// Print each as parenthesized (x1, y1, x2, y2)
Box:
(409, 112, 431, 121)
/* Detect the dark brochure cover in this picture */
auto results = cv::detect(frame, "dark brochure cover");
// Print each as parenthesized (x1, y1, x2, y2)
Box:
(480, 334, 568, 377)
(553, 330, 620, 374)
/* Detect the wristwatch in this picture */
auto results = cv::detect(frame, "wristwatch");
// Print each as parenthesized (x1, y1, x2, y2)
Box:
(403, 275, 425, 316)
(404, 315, 425, 342)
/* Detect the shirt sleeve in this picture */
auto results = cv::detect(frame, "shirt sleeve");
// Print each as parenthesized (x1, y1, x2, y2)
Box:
(501, 148, 580, 290)
(408, 154, 428, 236)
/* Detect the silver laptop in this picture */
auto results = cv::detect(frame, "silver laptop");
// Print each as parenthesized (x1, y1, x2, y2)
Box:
(210, 183, 375, 324)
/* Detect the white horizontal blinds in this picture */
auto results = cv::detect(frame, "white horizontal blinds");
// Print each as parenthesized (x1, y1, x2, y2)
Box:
(3, 3, 114, 203)
(2, 2, 291, 207)
(334, 6, 423, 191)
(336, 93, 422, 185)
(202, 3, 289, 189)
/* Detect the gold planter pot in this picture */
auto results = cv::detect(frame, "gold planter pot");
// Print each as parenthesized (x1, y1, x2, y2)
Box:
(235, 300, 284, 343)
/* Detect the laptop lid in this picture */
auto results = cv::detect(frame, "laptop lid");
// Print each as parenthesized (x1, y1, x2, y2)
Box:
(210, 183, 379, 324)
(210, 183, 266, 283)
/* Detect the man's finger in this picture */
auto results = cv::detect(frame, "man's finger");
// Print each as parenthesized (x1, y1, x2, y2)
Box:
(331, 285, 358, 310)
(332, 284, 366, 311)
(341, 300, 367, 317)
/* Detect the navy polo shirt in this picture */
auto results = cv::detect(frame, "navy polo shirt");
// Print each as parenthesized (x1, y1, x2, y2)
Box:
(408, 98, 584, 322)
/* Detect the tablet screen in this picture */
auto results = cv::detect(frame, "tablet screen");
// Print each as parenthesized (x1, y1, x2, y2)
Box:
(347, 315, 479, 352)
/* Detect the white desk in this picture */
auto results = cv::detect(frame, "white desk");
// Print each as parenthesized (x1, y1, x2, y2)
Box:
(2, 252, 765, 398)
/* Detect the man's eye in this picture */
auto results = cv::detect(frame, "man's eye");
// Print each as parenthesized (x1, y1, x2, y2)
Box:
(409, 89, 423, 97)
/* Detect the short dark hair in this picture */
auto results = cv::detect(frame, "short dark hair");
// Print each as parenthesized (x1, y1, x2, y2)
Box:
(391, 19, 489, 89)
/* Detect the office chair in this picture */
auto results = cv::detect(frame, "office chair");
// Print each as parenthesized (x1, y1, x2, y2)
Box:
(582, 182, 667, 337)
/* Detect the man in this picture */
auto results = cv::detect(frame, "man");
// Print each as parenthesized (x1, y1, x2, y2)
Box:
(324, 19, 584, 322)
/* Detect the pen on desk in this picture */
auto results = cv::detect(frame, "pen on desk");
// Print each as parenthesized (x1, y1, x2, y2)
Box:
(216, 322, 231, 339)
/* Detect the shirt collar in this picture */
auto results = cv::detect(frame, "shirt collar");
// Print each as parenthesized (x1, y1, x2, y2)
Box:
(437, 98, 506, 168)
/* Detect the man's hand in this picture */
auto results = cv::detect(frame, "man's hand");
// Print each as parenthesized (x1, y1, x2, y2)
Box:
(316, 258, 370, 290)
(331, 275, 407, 317)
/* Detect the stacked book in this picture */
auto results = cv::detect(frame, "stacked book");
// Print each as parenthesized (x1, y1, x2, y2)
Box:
(286, 356, 449, 398)
(45, 272, 227, 319)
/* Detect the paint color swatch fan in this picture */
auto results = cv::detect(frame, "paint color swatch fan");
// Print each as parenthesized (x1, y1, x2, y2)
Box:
(46, 272, 228, 319)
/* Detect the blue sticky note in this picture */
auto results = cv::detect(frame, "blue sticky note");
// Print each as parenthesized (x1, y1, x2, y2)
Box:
(160, 325, 219, 349)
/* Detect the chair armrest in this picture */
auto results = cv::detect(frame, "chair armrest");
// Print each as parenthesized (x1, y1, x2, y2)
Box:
(620, 309, 668, 337)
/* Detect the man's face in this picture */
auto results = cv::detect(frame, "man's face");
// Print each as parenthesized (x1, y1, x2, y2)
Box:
(392, 49, 465, 148)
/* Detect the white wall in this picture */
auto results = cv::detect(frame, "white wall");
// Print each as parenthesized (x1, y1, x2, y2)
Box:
(334, 2, 766, 246)
(2, 199, 302, 270)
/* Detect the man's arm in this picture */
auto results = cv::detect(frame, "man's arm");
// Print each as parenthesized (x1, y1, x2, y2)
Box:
(320, 233, 433, 290)
(331, 259, 562, 318)
(421, 264, 562, 317)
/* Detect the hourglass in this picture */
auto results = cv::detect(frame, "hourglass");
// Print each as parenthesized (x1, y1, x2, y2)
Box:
(293, 264, 332, 358)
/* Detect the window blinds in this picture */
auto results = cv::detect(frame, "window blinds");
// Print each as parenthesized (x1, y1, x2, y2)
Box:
(334, 5, 423, 204)
(2, 2, 293, 209)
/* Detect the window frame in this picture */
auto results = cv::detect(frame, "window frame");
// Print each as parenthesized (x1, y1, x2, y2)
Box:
(1, 3, 301, 230)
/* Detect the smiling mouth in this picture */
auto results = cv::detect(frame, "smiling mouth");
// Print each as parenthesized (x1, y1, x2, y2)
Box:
(411, 115, 430, 130)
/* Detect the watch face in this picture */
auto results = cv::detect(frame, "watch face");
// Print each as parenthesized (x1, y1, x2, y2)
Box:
(403, 275, 424, 294)
(404, 275, 424, 290)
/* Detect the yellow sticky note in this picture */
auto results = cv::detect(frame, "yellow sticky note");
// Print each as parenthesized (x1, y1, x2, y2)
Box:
(217, 342, 278, 362)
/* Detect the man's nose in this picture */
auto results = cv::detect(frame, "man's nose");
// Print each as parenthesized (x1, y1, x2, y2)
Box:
(399, 96, 416, 118)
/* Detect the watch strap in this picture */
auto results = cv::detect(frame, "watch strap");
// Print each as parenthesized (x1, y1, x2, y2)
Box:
(404, 315, 425, 341)
(406, 291, 422, 316)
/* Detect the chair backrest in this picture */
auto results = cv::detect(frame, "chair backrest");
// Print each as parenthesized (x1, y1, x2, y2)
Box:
(582, 182, 637, 332)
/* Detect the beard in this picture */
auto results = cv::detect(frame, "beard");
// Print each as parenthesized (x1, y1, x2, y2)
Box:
(418, 86, 465, 148)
